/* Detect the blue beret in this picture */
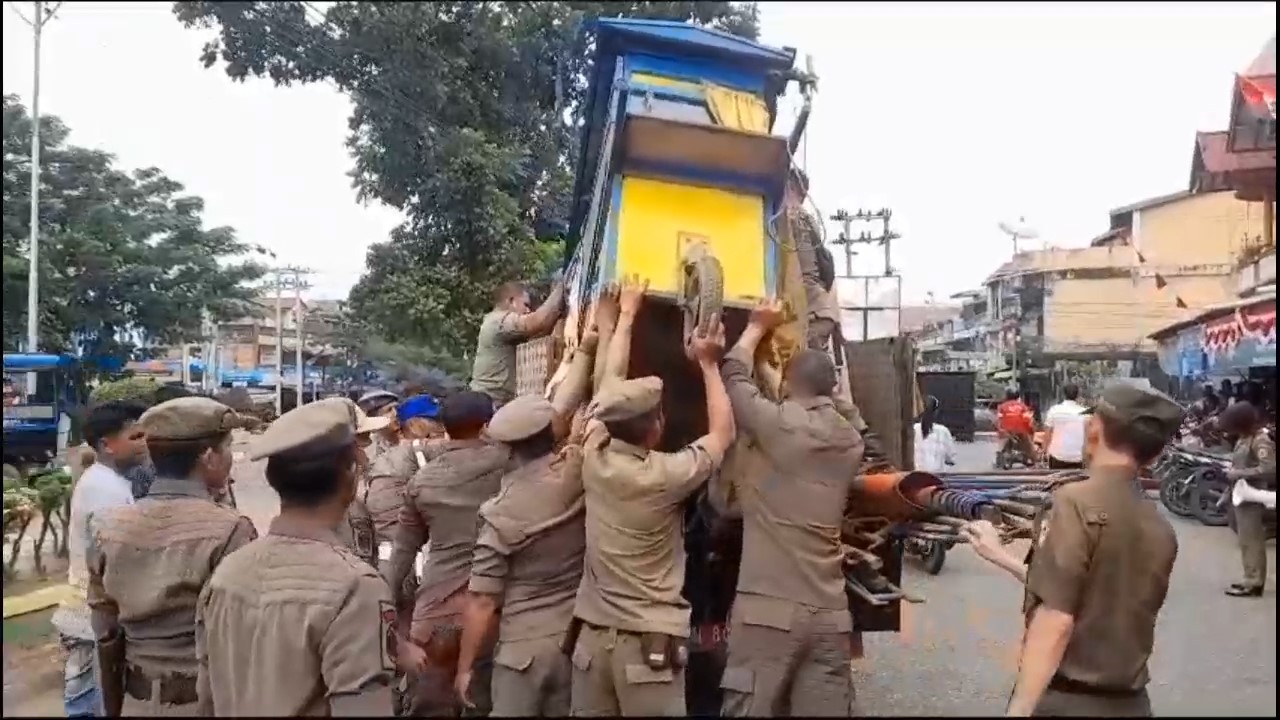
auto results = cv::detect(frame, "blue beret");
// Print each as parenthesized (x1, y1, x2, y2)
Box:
(398, 394, 440, 423)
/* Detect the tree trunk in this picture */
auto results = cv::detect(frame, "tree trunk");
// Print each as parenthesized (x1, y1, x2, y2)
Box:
(33, 519, 50, 577)
(5, 519, 32, 580)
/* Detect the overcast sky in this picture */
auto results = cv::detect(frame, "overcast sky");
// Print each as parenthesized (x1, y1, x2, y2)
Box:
(3, 1, 1275, 302)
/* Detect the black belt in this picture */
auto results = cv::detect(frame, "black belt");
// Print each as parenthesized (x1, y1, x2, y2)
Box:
(1048, 675, 1144, 698)
(123, 665, 198, 705)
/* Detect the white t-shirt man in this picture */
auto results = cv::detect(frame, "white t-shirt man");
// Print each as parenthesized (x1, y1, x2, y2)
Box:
(50, 462, 136, 641)
(1044, 399, 1088, 464)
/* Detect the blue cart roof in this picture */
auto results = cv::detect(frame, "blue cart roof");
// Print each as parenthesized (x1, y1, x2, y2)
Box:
(593, 18, 796, 69)
(3, 352, 78, 371)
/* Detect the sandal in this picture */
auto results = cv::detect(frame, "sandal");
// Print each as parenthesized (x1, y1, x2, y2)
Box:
(1224, 584, 1264, 597)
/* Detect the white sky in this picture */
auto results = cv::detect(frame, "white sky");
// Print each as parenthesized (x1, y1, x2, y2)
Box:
(3, 1, 1275, 303)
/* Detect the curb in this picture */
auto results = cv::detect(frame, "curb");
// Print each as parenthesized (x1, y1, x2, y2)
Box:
(3, 584, 74, 620)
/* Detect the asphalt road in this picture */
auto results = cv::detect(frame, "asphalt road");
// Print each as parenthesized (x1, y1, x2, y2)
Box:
(854, 440, 1277, 717)
(5, 436, 1275, 717)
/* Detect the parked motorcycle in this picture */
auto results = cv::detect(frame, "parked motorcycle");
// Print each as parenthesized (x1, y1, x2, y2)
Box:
(1154, 445, 1232, 524)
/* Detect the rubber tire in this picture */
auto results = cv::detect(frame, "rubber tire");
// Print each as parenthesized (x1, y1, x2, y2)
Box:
(682, 254, 725, 341)
(921, 540, 947, 575)
(1188, 468, 1229, 527)
(1158, 471, 1195, 518)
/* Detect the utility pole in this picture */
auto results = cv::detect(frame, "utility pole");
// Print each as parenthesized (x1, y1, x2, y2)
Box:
(11, 1, 63, 385)
(829, 207, 901, 341)
(267, 266, 312, 414)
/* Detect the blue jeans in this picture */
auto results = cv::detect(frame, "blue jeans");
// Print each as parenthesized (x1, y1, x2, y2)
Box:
(62, 636, 101, 717)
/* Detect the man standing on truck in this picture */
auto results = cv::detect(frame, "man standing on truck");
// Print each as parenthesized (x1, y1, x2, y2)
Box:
(712, 298, 864, 717)
(568, 277, 735, 717)
(785, 168, 839, 352)
(471, 279, 566, 408)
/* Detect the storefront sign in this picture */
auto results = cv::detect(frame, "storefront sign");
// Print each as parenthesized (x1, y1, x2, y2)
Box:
(1202, 299, 1277, 370)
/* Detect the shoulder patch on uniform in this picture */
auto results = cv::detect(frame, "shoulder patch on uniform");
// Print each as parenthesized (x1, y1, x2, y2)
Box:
(379, 600, 397, 672)
(1036, 510, 1052, 547)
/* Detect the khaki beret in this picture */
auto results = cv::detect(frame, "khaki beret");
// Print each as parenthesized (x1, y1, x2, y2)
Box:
(249, 400, 355, 461)
(488, 395, 556, 442)
(1084, 381, 1184, 441)
(310, 397, 391, 436)
(591, 377, 663, 422)
(140, 397, 240, 442)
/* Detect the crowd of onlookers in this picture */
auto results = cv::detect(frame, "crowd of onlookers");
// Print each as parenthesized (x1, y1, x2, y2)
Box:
(1184, 377, 1276, 450)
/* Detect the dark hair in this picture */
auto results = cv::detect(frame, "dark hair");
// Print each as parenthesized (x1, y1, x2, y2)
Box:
(1098, 415, 1168, 466)
(920, 395, 940, 439)
(1062, 383, 1080, 401)
(266, 443, 357, 508)
(153, 384, 195, 404)
(508, 426, 556, 462)
(494, 281, 528, 306)
(1005, 387, 1020, 401)
(148, 433, 230, 479)
(786, 350, 837, 397)
(441, 391, 494, 438)
(1219, 401, 1260, 435)
(604, 408, 662, 447)
(83, 402, 147, 448)
(358, 395, 398, 417)
(1242, 381, 1264, 408)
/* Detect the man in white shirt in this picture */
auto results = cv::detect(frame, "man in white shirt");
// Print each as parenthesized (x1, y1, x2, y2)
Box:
(49, 401, 149, 717)
(1042, 383, 1088, 470)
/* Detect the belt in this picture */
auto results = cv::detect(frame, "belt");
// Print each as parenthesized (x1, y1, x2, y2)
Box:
(1048, 675, 1144, 698)
(124, 665, 198, 705)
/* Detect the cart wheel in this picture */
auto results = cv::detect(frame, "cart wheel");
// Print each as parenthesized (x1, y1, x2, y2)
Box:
(680, 253, 725, 343)
(922, 540, 947, 575)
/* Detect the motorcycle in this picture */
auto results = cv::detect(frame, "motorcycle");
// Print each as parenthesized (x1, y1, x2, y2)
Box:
(994, 432, 1038, 470)
(1154, 446, 1232, 525)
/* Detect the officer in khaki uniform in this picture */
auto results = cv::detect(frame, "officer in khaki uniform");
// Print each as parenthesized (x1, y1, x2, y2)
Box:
(1219, 401, 1276, 597)
(386, 391, 508, 716)
(313, 397, 390, 568)
(969, 383, 1182, 717)
(194, 399, 400, 716)
(569, 289, 735, 717)
(712, 300, 865, 717)
(455, 324, 599, 716)
(87, 397, 256, 716)
(471, 279, 566, 408)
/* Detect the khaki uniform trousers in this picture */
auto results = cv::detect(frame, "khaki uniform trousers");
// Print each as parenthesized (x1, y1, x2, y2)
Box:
(405, 591, 493, 718)
(719, 604, 854, 717)
(120, 673, 200, 717)
(490, 635, 571, 717)
(1032, 686, 1152, 717)
(1234, 501, 1269, 589)
(570, 624, 686, 717)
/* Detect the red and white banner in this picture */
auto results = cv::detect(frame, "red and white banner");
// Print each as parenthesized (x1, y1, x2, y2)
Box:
(1202, 301, 1277, 355)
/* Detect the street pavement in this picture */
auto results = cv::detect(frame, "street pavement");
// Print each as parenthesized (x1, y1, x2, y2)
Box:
(5, 436, 1275, 716)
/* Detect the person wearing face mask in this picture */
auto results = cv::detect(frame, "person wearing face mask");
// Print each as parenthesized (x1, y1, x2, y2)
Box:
(193, 399, 408, 716)
(86, 398, 257, 716)
(358, 390, 402, 461)
(961, 383, 1182, 717)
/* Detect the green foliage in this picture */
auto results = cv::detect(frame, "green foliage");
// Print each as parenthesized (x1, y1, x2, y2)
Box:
(2, 95, 270, 375)
(173, 1, 759, 368)
(89, 376, 162, 405)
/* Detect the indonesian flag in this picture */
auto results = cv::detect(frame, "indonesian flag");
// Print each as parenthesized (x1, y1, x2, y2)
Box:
(1239, 75, 1277, 118)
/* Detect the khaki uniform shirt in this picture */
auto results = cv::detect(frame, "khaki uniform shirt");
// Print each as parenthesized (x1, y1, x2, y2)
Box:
(1232, 429, 1277, 489)
(194, 517, 396, 716)
(366, 443, 435, 543)
(716, 346, 864, 615)
(337, 498, 378, 568)
(1024, 469, 1178, 691)
(470, 309, 531, 405)
(394, 439, 509, 619)
(87, 477, 257, 676)
(574, 422, 717, 638)
(470, 449, 586, 642)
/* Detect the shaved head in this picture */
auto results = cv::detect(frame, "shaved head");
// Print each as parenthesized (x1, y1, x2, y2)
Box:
(784, 349, 837, 398)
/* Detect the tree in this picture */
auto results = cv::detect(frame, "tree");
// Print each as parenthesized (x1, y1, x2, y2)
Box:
(173, 1, 759, 367)
(2, 95, 269, 376)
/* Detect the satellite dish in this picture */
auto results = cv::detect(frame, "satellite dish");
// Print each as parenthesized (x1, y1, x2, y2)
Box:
(998, 217, 1040, 253)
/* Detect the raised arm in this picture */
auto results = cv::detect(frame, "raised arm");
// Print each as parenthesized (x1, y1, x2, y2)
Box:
(497, 281, 566, 342)
(661, 316, 736, 502)
(721, 299, 789, 438)
(591, 283, 620, 393)
(550, 322, 600, 441)
(602, 275, 647, 386)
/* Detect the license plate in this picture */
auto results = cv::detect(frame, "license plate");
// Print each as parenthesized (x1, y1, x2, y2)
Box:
(690, 622, 729, 653)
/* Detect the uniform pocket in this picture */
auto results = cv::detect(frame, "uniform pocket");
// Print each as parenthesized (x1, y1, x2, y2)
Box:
(737, 597, 794, 631)
(623, 664, 674, 685)
(719, 666, 754, 693)
(493, 642, 534, 672)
